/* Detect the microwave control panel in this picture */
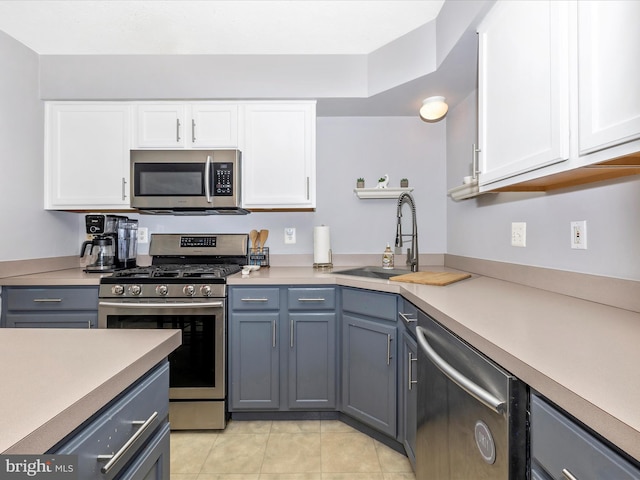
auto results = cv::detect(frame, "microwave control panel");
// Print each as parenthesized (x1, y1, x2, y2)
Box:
(213, 162, 233, 196)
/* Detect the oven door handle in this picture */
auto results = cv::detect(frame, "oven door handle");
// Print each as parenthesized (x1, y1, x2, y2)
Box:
(99, 301, 224, 308)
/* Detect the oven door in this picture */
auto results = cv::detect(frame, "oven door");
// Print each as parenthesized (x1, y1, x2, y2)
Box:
(99, 298, 225, 400)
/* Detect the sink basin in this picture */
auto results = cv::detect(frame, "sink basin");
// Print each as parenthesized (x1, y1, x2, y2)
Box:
(334, 266, 411, 280)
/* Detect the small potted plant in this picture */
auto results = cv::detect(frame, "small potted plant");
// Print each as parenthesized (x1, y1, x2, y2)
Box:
(356, 177, 365, 188)
(400, 178, 409, 188)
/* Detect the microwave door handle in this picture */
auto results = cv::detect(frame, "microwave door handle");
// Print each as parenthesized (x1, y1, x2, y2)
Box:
(205, 155, 213, 203)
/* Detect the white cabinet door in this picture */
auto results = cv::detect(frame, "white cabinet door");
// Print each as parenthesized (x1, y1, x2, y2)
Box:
(477, 0, 570, 187)
(136, 103, 238, 148)
(241, 102, 316, 209)
(45, 103, 132, 209)
(190, 103, 238, 148)
(136, 103, 186, 148)
(578, 1, 640, 155)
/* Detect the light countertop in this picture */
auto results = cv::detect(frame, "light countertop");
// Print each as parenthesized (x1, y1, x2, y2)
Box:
(2, 265, 640, 462)
(0, 329, 181, 454)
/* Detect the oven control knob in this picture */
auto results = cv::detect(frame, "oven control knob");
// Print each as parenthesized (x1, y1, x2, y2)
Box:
(183, 285, 196, 296)
(111, 285, 125, 296)
(156, 285, 169, 296)
(129, 284, 142, 296)
(201, 285, 212, 297)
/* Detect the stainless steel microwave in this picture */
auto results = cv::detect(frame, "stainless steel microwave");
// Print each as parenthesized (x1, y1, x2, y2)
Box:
(130, 149, 248, 214)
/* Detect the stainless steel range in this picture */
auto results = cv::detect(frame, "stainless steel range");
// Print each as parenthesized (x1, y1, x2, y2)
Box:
(98, 233, 248, 430)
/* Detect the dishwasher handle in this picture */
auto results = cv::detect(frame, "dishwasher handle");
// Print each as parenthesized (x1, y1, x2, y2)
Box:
(416, 326, 506, 416)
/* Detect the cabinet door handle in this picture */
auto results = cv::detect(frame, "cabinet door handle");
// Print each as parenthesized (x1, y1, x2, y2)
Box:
(192, 119, 196, 143)
(387, 334, 393, 365)
(241, 298, 269, 302)
(97, 411, 158, 474)
(562, 469, 579, 480)
(272, 320, 277, 348)
(290, 319, 294, 348)
(306, 176, 310, 200)
(472, 143, 481, 179)
(121, 177, 127, 201)
(408, 352, 418, 391)
(298, 298, 325, 302)
(176, 118, 181, 142)
(399, 312, 417, 323)
(33, 298, 62, 303)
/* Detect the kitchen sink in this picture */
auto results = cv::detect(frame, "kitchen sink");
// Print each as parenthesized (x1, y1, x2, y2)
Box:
(334, 266, 411, 280)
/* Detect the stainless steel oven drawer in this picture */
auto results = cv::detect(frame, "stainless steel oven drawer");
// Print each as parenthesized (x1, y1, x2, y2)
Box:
(55, 361, 169, 479)
(530, 394, 640, 479)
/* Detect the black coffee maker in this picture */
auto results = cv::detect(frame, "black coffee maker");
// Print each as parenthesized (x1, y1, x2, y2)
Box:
(82, 215, 138, 272)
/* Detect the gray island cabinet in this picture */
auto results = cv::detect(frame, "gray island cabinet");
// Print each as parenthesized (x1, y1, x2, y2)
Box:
(228, 286, 337, 412)
(0, 328, 180, 480)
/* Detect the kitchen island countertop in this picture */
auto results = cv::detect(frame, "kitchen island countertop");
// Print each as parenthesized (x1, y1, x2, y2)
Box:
(0, 328, 181, 454)
(2, 265, 640, 462)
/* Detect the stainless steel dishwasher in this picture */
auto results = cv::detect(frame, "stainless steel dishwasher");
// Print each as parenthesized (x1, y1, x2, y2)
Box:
(416, 313, 527, 479)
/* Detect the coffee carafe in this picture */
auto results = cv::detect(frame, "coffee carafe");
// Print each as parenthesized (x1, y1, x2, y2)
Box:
(81, 235, 116, 272)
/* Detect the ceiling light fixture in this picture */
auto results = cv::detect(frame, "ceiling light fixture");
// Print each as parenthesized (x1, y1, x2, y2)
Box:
(419, 96, 448, 121)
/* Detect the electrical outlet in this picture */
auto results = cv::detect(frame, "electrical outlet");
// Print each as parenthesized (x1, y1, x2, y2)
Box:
(511, 222, 526, 247)
(284, 227, 296, 244)
(571, 221, 587, 249)
(137, 227, 149, 244)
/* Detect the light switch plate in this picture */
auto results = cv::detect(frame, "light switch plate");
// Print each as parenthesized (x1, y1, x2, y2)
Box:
(511, 222, 526, 247)
(284, 227, 296, 244)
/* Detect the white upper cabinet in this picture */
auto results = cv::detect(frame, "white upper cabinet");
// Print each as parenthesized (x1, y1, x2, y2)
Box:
(240, 102, 316, 209)
(135, 102, 238, 148)
(45, 103, 132, 210)
(477, 0, 570, 187)
(476, 1, 640, 192)
(577, 1, 640, 155)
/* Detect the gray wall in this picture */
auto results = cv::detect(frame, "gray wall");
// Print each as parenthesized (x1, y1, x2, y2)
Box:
(128, 116, 446, 258)
(446, 91, 640, 280)
(0, 31, 77, 262)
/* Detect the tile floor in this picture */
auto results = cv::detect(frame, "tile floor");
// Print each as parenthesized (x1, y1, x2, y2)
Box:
(170, 419, 416, 480)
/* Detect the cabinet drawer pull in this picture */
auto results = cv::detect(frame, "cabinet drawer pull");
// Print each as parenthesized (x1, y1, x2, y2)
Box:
(398, 312, 417, 323)
(97, 411, 158, 474)
(297, 298, 326, 302)
(562, 469, 579, 480)
(33, 298, 62, 303)
(241, 298, 269, 302)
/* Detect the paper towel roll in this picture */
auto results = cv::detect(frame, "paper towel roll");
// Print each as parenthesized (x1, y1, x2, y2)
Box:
(313, 225, 332, 265)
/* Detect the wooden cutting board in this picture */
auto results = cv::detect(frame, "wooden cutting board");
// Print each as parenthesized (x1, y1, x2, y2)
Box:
(389, 271, 471, 286)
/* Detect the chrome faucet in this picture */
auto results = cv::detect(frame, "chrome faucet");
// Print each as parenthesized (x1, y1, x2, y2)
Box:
(395, 192, 418, 272)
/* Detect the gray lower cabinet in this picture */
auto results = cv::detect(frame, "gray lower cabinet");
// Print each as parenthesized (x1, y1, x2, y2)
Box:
(341, 287, 398, 437)
(53, 361, 170, 480)
(228, 286, 337, 411)
(1, 286, 99, 328)
(229, 287, 281, 410)
(288, 288, 337, 409)
(531, 393, 640, 479)
(399, 327, 417, 468)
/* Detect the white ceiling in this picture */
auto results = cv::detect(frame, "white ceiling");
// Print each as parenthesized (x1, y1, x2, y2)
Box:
(0, 0, 445, 55)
